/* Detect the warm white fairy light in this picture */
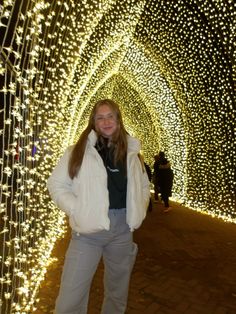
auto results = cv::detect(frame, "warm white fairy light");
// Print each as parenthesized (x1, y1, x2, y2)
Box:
(0, 0, 235, 312)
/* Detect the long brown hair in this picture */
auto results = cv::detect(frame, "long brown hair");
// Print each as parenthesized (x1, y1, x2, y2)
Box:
(68, 99, 128, 178)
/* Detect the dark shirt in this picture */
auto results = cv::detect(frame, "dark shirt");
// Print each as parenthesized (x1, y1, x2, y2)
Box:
(96, 140, 127, 209)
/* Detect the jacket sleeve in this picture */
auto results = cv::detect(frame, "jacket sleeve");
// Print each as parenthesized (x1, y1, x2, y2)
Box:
(47, 147, 77, 216)
(139, 154, 151, 210)
(126, 153, 151, 231)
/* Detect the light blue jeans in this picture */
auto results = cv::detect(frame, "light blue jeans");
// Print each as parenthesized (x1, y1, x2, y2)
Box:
(55, 209, 138, 314)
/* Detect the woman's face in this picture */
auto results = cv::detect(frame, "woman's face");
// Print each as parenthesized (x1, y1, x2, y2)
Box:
(94, 104, 118, 139)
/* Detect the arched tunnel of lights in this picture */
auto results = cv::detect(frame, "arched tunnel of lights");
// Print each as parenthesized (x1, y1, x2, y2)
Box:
(0, 0, 235, 312)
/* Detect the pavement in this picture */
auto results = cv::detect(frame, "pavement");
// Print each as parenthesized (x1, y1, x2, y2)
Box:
(34, 199, 236, 314)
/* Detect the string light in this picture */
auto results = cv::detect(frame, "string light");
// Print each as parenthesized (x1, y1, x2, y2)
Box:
(0, 0, 235, 312)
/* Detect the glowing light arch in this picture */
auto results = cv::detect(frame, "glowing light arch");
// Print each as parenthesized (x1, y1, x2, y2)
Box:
(0, 0, 235, 312)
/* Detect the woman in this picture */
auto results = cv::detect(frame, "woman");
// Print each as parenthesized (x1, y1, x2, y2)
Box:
(47, 99, 150, 314)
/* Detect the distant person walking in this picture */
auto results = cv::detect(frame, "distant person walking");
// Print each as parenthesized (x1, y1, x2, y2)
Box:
(154, 151, 173, 212)
(144, 162, 153, 212)
(153, 154, 160, 202)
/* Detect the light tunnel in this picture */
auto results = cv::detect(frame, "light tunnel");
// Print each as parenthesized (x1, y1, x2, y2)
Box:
(0, 0, 235, 312)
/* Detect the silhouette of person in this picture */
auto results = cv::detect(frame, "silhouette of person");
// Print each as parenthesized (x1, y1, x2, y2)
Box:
(153, 154, 160, 201)
(154, 151, 173, 212)
(144, 162, 153, 212)
(47, 99, 150, 313)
